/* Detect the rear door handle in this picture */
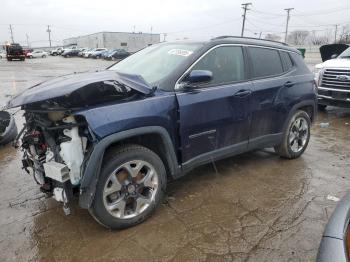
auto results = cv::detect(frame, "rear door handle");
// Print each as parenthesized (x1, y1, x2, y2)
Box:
(284, 81, 294, 88)
(233, 89, 252, 98)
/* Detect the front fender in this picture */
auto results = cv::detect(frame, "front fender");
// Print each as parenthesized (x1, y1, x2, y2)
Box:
(78, 126, 179, 209)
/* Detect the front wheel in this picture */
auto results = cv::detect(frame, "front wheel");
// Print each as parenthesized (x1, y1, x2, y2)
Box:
(274, 110, 311, 159)
(89, 144, 167, 229)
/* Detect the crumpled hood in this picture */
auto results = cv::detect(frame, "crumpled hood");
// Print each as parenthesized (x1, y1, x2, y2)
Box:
(319, 44, 349, 62)
(6, 70, 152, 109)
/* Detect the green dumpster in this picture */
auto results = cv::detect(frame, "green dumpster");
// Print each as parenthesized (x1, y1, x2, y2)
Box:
(297, 48, 306, 58)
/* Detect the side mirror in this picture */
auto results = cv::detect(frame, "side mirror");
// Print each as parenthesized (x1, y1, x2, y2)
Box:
(331, 54, 338, 59)
(187, 70, 213, 84)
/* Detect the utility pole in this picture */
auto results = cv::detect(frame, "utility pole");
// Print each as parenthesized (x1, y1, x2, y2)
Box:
(26, 34, 30, 47)
(334, 24, 339, 43)
(241, 3, 252, 37)
(46, 25, 52, 47)
(9, 24, 14, 43)
(284, 8, 294, 43)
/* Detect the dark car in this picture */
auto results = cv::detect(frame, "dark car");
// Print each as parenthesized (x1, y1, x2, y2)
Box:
(5, 43, 25, 61)
(6, 37, 316, 229)
(106, 49, 130, 60)
(62, 49, 80, 57)
(317, 192, 350, 262)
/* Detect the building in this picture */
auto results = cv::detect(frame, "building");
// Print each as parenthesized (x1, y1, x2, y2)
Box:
(63, 32, 160, 52)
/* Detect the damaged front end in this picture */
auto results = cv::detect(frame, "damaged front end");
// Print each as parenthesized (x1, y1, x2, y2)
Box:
(20, 110, 88, 214)
(9, 70, 153, 214)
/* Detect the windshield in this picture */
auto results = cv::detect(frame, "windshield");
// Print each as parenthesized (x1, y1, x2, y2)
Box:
(109, 43, 203, 85)
(339, 47, 350, 58)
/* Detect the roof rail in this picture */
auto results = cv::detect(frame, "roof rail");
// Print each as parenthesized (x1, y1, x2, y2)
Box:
(211, 36, 289, 46)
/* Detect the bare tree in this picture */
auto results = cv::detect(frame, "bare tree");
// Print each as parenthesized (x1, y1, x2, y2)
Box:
(264, 34, 281, 42)
(338, 25, 350, 44)
(309, 30, 331, 45)
(287, 30, 309, 45)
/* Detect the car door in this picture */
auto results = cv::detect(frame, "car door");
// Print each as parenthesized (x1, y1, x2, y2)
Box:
(247, 46, 292, 148)
(176, 45, 253, 165)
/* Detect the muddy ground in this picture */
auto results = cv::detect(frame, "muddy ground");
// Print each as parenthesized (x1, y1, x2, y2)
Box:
(0, 56, 349, 262)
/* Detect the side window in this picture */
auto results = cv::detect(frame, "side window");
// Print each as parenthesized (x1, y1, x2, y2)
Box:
(280, 51, 294, 72)
(248, 47, 283, 78)
(190, 46, 245, 86)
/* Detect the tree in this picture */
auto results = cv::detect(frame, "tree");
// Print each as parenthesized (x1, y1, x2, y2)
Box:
(309, 30, 331, 45)
(264, 34, 281, 42)
(287, 30, 309, 45)
(338, 25, 350, 44)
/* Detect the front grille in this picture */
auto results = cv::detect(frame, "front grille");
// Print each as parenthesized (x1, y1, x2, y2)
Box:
(321, 68, 350, 90)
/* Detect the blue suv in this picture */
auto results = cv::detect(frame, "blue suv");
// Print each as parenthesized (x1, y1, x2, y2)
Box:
(7, 36, 317, 229)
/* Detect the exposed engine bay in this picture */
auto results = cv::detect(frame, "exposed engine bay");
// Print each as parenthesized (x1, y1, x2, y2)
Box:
(20, 109, 90, 213)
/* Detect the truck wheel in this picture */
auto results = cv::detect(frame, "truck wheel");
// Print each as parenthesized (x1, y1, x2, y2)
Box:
(7, 58, 11, 61)
(274, 110, 311, 159)
(89, 144, 167, 229)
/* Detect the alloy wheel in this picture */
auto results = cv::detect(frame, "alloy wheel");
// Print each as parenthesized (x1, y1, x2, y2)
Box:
(102, 160, 159, 219)
(289, 117, 309, 153)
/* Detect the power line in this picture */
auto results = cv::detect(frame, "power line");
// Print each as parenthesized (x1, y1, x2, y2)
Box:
(241, 3, 252, 37)
(284, 8, 294, 43)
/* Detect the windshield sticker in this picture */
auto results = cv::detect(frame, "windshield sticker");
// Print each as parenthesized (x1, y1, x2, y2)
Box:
(168, 49, 193, 57)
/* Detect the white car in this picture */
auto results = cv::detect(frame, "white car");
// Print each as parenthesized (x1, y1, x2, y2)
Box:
(27, 50, 48, 58)
(0, 51, 6, 59)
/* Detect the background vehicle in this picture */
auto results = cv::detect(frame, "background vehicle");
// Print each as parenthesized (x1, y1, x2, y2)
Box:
(83, 48, 96, 57)
(5, 43, 25, 61)
(62, 49, 80, 57)
(78, 48, 88, 57)
(0, 50, 6, 58)
(89, 48, 108, 58)
(7, 37, 316, 229)
(106, 49, 130, 60)
(50, 48, 63, 56)
(317, 192, 350, 262)
(23, 48, 33, 57)
(27, 50, 48, 58)
(315, 44, 350, 109)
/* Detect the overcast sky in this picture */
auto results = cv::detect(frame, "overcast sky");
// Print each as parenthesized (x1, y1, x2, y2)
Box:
(1, 0, 349, 46)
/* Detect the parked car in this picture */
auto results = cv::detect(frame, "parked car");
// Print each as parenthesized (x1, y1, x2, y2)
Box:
(23, 48, 33, 57)
(314, 44, 350, 109)
(78, 48, 88, 57)
(27, 50, 48, 58)
(83, 48, 97, 58)
(62, 49, 80, 58)
(106, 49, 130, 60)
(89, 48, 108, 59)
(50, 48, 63, 56)
(0, 50, 6, 58)
(102, 49, 117, 59)
(317, 192, 350, 262)
(5, 43, 25, 61)
(6, 37, 316, 229)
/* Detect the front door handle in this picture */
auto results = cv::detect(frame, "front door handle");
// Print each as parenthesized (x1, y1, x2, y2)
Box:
(284, 81, 294, 88)
(233, 89, 252, 98)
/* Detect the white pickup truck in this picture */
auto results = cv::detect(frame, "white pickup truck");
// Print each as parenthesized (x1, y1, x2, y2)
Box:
(315, 44, 350, 109)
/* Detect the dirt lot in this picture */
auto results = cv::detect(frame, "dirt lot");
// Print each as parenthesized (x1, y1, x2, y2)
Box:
(0, 56, 349, 262)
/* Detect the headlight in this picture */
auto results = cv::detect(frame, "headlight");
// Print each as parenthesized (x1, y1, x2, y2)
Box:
(313, 67, 323, 87)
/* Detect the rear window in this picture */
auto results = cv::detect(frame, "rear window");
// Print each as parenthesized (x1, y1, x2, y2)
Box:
(280, 51, 294, 72)
(249, 47, 283, 78)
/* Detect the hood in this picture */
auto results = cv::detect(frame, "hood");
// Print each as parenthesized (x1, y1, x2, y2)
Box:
(319, 44, 349, 62)
(6, 70, 153, 109)
(315, 58, 350, 70)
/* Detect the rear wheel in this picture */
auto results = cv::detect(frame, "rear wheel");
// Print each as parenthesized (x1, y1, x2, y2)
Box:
(274, 110, 311, 159)
(89, 144, 166, 229)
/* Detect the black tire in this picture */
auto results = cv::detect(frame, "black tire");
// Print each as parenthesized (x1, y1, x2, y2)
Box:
(89, 144, 167, 229)
(318, 104, 327, 111)
(7, 58, 11, 61)
(274, 110, 311, 159)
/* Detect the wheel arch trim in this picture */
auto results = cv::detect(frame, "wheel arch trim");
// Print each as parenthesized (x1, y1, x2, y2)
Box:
(79, 126, 179, 209)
